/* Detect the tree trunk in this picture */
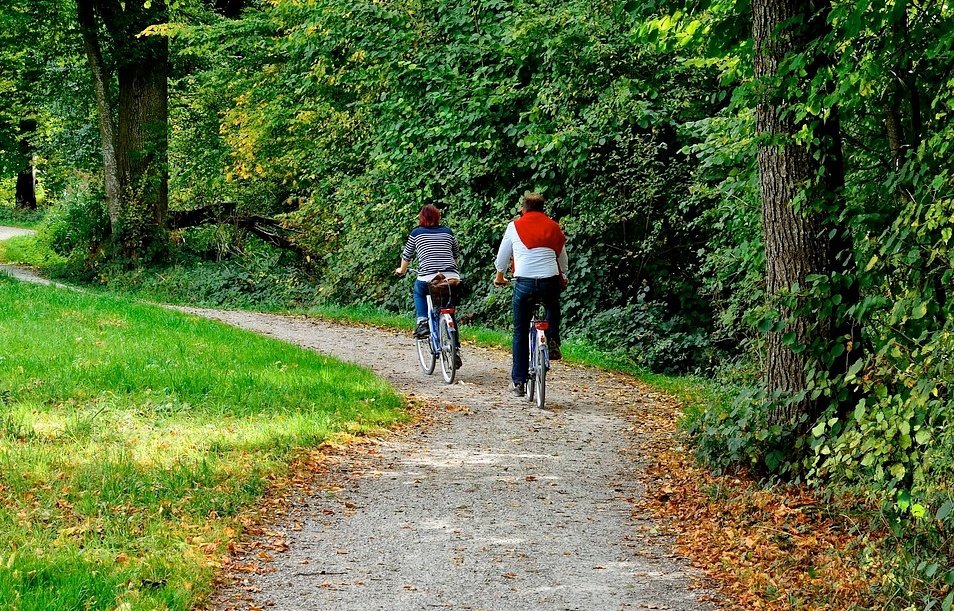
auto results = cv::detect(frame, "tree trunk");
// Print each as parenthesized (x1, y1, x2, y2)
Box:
(15, 119, 37, 210)
(117, 57, 169, 236)
(111, 1, 169, 256)
(753, 0, 846, 427)
(76, 0, 122, 228)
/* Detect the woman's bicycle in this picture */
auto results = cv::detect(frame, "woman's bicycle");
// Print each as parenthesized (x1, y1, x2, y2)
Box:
(410, 272, 460, 384)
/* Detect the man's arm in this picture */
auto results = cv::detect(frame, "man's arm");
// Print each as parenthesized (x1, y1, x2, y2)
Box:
(494, 224, 514, 285)
(557, 245, 568, 275)
(494, 225, 514, 273)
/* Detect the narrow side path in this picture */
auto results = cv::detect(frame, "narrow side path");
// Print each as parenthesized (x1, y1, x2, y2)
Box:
(0, 227, 63, 287)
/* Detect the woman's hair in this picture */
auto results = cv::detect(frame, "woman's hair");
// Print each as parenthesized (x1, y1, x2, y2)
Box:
(522, 192, 546, 212)
(418, 204, 442, 227)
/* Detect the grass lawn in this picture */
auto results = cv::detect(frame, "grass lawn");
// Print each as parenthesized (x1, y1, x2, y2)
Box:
(0, 275, 405, 610)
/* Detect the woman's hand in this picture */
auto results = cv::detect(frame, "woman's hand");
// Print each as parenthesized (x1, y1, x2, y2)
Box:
(394, 267, 405, 276)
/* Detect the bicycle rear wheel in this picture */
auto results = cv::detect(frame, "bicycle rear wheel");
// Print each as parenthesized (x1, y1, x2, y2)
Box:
(417, 336, 436, 375)
(438, 316, 457, 384)
(534, 344, 547, 408)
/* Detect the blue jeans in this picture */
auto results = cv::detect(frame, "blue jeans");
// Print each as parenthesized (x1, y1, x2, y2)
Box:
(511, 276, 561, 384)
(414, 280, 460, 346)
(413, 280, 430, 322)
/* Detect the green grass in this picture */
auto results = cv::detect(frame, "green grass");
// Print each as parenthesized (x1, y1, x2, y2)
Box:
(0, 275, 405, 610)
(0, 233, 67, 275)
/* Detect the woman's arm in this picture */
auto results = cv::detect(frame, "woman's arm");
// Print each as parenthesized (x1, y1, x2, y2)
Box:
(395, 259, 410, 276)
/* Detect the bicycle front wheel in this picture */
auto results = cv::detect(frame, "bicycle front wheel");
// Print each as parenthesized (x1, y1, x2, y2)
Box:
(417, 336, 436, 375)
(534, 344, 547, 408)
(438, 316, 457, 384)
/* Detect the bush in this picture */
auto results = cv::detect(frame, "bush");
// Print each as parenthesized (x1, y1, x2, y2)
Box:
(95, 234, 322, 311)
(40, 183, 111, 272)
(568, 299, 722, 374)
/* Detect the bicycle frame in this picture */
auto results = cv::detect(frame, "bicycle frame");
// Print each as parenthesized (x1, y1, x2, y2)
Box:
(411, 276, 458, 384)
(426, 293, 457, 356)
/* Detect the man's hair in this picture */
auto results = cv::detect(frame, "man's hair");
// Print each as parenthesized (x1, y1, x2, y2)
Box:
(418, 204, 442, 227)
(522, 192, 546, 212)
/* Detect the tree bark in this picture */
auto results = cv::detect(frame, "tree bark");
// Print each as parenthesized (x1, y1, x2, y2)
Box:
(76, 0, 122, 228)
(15, 119, 37, 210)
(117, 57, 169, 230)
(753, 0, 846, 427)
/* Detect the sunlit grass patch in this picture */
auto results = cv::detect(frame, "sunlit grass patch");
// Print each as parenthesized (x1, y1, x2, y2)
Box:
(0, 275, 405, 610)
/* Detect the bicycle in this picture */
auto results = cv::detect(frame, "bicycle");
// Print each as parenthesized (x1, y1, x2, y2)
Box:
(494, 277, 552, 409)
(406, 270, 460, 384)
(524, 299, 551, 408)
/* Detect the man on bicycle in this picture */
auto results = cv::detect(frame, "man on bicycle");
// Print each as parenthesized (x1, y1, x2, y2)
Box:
(493, 192, 568, 397)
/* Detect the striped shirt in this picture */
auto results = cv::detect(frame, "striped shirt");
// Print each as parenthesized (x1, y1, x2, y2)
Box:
(401, 226, 461, 281)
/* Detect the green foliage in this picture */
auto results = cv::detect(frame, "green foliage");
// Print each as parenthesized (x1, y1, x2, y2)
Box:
(162, 0, 729, 373)
(0, 203, 45, 229)
(95, 237, 322, 311)
(570, 299, 721, 374)
(0, 0, 98, 197)
(40, 182, 111, 270)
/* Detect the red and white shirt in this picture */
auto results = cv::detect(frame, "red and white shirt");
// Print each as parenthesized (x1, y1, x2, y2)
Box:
(494, 211, 568, 279)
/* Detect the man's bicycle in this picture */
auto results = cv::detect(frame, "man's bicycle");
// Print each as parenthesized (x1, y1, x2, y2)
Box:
(409, 272, 460, 384)
(525, 299, 550, 408)
(494, 276, 553, 409)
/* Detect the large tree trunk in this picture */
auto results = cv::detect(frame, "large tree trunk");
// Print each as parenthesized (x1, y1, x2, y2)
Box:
(753, 0, 847, 427)
(110, 1, 169, 256)
(117, 57, 169, 238)
(15, 119, 37, 210)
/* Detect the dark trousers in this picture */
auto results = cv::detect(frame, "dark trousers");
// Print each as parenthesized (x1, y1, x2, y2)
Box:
(511, 276, 561, 384)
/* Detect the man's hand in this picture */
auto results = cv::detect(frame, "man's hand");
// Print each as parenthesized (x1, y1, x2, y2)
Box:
(560, 274, 568, 290)
(493, 271, 509, 287)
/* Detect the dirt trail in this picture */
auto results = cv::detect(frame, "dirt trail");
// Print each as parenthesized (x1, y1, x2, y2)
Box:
(0, 228, 716, 610)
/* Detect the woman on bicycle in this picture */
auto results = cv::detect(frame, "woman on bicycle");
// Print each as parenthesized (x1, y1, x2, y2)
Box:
(395, 204, 463, 360)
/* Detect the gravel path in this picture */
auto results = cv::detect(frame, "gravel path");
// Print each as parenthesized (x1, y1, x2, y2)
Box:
(0, 226, 34, 241)
(0, 228, 716, 610)
(178, 307, 716, 611)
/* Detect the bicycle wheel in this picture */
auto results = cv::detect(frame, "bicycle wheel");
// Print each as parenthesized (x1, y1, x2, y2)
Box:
(416, 336, 436, 375)
(534, 344, 547, 408)
(526, 367, 535, 402)
(525, 329, 536, 401)
(438, 316, 457, 384)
